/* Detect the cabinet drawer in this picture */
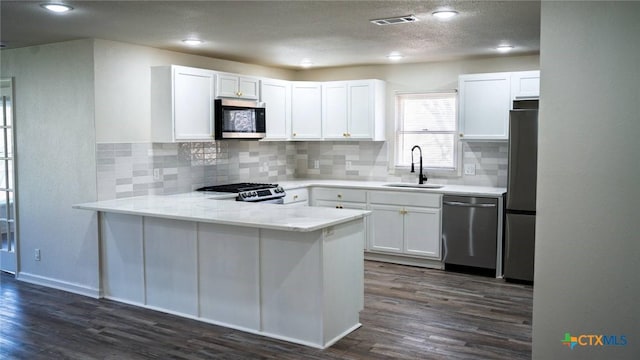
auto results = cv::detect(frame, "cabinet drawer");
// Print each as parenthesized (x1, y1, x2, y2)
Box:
(312, 187, 366, 203)
(283, 188, 309, 204)
(369, 191, 441, 208)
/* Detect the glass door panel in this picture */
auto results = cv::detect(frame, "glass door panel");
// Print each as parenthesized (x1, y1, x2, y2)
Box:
(1, 78, 17, 273)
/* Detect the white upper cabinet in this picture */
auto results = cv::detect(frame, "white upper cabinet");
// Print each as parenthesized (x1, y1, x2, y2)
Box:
(151, 65, 216, 142)
(260, 78, 291, 140)
(322, 80, 386, 141)
(459, 71, 540, 141)
(322, 81, 348, 139)
(511, 70, 540, 100)
(291, 81, 322, 140)
(458, 72, 512, 141)
(216, 73, 259, 100)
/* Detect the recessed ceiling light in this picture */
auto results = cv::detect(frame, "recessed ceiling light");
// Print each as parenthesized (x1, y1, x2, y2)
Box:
(432, 10, 458, 19)
(386, 52, 403, 61)
(300, 59, 313, 68)
(496, 45, 514, 53)
(40, 3, 73, 13)
(182, 39, 204, 46)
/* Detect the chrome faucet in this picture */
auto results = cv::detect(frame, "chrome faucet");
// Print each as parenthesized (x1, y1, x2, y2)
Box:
(411, 145, 428, 184)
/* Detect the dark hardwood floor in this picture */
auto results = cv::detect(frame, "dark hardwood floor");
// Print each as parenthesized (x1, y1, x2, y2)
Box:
(0, 261, 532, 359)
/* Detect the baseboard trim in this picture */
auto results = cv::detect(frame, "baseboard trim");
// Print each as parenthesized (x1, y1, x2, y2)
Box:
(17, 272, 100, 298)
(364, 252, 444, 269)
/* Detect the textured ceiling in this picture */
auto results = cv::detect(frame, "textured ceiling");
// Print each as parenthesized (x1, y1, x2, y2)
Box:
(0, 1, 541, 69)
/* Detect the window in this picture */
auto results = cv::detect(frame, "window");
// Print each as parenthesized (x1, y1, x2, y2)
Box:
(395, 92, 458, 171)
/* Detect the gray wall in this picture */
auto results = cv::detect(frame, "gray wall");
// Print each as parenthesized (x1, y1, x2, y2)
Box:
(0, 39, 99, 294)
(533, 2, 640, 359)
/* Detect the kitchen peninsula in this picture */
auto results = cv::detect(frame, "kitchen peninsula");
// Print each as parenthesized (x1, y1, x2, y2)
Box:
(74, 192, 369, 349)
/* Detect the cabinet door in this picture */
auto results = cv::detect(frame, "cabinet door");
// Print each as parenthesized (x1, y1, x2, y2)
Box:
(403, 207, 441, 259)
(322, 81, 348, 139)
(291, 82, 322, 139)
(216, 73, 259, 100)
(369, 204, 403, 253)
(459, 72, 511, 141)
(217, 73, 241, 98)
(173, 67, 215, 140)
(261, 79, 291, 140)
(238, 77, 259, 100)
(348, 81, 373, 139)
(511, 71, 540, 100)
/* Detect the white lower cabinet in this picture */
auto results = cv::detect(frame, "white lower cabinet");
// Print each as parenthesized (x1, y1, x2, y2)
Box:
(369, 191, 442, 260)
(311, 187, 367, 250)
(282, 188, 309, 206)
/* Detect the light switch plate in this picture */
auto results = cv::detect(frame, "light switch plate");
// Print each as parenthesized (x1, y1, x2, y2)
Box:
(464, 163, 476, 175)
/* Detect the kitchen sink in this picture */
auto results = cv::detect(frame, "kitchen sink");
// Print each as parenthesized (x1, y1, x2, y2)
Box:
(383, 183, 444, 189)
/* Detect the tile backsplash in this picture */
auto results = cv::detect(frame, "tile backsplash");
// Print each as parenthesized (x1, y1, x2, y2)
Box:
(96, 140, 507, 200)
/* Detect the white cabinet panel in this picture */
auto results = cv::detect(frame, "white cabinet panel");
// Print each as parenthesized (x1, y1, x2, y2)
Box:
(151, 65, 215, 142)
(348, 81, 373, 139)
(511, 70, 540, 99)
(403, 207, 441, 258)
(260, 229, 323, 345)
(198, 223, 260, 330)
(322, 80, 385, 141)
(458, 72, 512, 141)
(311, 187, 367, 203)
(322, 82, 349, 139)
(283, 187, 309, 205)
(369, 191, 442, 260)
(261, 79, 291, 140)
(144, 217, 198, 316)
(369, 204, 403, 253)
(100, 213, 144, 304)
(217, 73, 259, 100)
(291, 82, 322, 139)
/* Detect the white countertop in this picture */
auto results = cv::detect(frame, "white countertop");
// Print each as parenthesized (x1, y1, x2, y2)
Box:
(277, 179, 506, 197)
(74, 192, 370, 233)
(75, 180, 504, 232)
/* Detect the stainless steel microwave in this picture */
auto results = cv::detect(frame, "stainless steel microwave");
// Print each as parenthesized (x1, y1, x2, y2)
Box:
(214, 99, 266, 139)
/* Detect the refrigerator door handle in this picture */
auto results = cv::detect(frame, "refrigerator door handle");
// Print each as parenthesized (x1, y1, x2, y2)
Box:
(443, 201, 496, 208)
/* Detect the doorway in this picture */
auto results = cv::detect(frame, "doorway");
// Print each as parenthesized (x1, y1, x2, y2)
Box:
(1, 78, 17, 273)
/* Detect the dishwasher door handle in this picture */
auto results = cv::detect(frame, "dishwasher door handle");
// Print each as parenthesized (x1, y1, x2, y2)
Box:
(443, 201, 496, 208)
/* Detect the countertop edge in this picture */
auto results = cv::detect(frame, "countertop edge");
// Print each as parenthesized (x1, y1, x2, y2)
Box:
(278, 180, 506, 197)
(73, 203, 370, 233)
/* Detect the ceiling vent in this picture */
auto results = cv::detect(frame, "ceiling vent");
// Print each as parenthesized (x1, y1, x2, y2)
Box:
(370, 14, 419, 26)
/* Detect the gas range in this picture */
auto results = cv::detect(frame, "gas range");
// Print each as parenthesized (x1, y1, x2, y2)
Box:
(196, 182, 286, 203)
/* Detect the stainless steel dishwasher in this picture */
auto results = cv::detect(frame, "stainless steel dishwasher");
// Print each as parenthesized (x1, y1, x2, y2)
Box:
(442, 195, 498, 274)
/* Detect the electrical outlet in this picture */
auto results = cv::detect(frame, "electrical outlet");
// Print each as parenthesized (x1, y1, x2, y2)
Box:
(464, 163, 476, 175)
(346, 161, 352, 170)
(153, 168, 162, 181)
(313, 160, 320, 169)
(35, 248, 41, 261)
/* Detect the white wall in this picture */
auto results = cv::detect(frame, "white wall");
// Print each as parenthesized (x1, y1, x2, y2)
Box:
(0, 39, 100, 295)
(533, 2, 640, 359)
(93, 39, 296, 143)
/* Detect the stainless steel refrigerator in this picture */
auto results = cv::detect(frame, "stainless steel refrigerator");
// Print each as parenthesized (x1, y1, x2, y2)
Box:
(504, 99, 538, 282)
